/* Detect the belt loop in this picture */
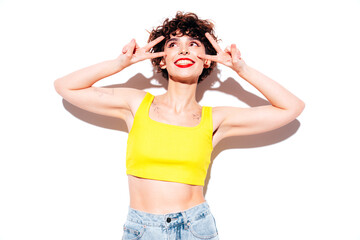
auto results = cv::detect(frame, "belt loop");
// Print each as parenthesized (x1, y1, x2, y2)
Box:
(181, 210, 190, 230)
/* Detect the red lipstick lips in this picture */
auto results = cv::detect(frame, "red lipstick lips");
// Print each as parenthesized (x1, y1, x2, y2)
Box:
(174, 58, 195, 68)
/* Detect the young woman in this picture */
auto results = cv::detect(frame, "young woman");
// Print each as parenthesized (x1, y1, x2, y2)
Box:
(54, 12, 304, 240)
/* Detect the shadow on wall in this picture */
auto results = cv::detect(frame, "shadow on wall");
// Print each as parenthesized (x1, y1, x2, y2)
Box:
(62, 66, 301, 195)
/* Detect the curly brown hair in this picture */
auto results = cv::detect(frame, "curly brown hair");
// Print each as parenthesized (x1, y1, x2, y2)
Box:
(148, 12, 218, 83)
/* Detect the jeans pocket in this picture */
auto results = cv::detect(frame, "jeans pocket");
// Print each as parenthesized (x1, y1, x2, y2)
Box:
(189, 212, 219, 239)
(122, 221, 146, 240)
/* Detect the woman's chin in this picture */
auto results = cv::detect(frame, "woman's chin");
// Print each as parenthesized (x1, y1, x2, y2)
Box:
(168, 75, 199, 85)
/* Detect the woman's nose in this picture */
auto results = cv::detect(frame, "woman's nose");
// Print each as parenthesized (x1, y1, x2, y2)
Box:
(179, 46, 189, 55)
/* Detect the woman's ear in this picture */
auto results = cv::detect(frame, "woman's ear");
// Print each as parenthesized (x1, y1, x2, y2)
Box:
(204, 60, 211, 68)
(160, 58, 166, 69)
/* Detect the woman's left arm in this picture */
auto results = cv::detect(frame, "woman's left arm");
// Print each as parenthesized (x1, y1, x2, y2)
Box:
(199, 33, 305, 138)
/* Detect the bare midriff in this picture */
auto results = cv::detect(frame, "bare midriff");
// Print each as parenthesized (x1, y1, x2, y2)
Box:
(128, 175, 205, 214)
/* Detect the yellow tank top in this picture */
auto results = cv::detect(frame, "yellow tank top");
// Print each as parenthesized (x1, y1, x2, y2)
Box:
(126, 92, 213, 186)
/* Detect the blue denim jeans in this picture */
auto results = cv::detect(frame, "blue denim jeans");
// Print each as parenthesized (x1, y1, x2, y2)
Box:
(122, 202, 219, 240)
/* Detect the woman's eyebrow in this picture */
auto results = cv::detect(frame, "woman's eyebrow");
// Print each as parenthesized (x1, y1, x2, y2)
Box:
(165, 38, 179, 44)
(188, 37, 202, 44)
(165, 37, 202, 45)
(190, 37, 201, 41)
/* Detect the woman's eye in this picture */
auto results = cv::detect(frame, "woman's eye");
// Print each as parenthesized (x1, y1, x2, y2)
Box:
(168, 43, 176, 48)
(191, 42, 201, 47)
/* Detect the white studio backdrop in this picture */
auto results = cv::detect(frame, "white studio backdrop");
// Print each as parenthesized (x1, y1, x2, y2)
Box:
(0, 0, 359, 239)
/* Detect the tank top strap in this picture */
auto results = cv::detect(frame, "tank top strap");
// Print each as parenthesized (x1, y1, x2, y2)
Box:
(202, 106, 213, 132)
(135, 92, 154, 119)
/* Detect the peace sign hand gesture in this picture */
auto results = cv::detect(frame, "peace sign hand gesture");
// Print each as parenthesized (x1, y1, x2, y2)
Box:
(117, 36, 165, 68)
(198, 33, 246, 73)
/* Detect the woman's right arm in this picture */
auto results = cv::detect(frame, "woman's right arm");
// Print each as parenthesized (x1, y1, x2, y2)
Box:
(54, 36, 165, 119)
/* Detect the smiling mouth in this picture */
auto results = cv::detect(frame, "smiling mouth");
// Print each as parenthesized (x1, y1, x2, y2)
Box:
(174, 58, 195, 68)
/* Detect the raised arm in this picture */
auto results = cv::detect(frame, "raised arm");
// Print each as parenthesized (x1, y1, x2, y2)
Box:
(198, 33, 305, 143)
(54, 36, 165, 119)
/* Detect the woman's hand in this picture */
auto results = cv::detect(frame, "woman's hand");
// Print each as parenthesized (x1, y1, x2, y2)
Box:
(117, 36, 165, 68)
(198, 33, 246, 73)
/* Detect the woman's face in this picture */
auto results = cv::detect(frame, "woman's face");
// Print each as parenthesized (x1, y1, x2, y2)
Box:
(161, 34, 210, 83)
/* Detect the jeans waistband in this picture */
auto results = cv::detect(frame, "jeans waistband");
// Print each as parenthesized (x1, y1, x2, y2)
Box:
(126, 201, 210, 227)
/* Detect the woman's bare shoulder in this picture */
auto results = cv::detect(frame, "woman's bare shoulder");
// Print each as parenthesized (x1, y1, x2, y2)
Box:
(115, 88, 147, 111)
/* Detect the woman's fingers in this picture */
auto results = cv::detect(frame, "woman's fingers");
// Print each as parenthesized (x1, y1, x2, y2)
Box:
(145, 36, 165, 51)
(125, 39, 136, 57)
(122, 41, 132, 54)
(123, 39, 136, 55)
(230, 44, 237, 60)
(197, 53, 219, 62)
(122, 46, 128, 54)
(199, 43, 243, 70)
(134, 41, 140, 53)
(205, 32, 222, 53)
(224, 46, 231, 55)
(230, 44, 242, 60)
(148, 51, 166, 59)
(202, 33, 244, 70)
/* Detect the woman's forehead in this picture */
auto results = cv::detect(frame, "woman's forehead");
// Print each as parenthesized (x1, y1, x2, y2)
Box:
(165, 35, 201, 44)
(168, 35, 199, 40)
(169, 29, 202, 38)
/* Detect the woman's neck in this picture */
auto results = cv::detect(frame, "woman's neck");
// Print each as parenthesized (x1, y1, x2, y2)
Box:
(163, 79, 199, 112)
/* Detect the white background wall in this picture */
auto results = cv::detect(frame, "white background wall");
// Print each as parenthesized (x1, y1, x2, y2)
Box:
(1, 0, 359, 239)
